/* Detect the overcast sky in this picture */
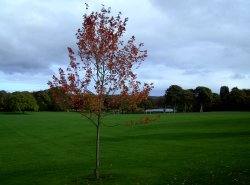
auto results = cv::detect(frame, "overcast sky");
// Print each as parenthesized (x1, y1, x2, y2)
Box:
(1, 0, 250, 95)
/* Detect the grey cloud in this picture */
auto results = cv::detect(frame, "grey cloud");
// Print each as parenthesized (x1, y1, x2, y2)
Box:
(0, 0, 249, 94)
(0, 0, 82, 74)
(230, 74, 248, 79)
(146, 0, 250, 74)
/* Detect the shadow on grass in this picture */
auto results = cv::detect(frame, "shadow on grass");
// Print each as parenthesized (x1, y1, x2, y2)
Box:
(102, 131, 250, 142)
(0, 112, 30, 115)
(70, 174, 114, 185)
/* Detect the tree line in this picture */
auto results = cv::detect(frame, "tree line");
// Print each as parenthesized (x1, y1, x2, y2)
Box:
(0, 85, 249, 113)
(0, 88, 150, 113)
(0, 89, 69, 112)
(144, 85, 250, 112)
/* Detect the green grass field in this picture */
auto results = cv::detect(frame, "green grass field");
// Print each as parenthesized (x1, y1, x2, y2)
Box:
(0, 112, 250, 185)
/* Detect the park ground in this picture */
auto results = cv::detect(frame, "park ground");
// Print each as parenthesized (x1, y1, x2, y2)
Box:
(0, 112, 250, 185)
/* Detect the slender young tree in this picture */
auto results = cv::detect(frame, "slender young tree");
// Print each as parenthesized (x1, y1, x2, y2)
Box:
(48, 4, 153, 179)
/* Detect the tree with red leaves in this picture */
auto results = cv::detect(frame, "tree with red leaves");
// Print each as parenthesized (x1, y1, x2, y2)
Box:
(48, 4, 153, 179)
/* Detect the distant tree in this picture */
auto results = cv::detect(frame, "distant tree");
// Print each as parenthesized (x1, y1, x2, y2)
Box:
(165, 85, 183, 112)
(211, 93, 222, 111)
(146, 96, 165, 109)
(155, 96, 165, 108)
(8, 92, 39, 113)
(242, 89, 250, 96)
(181, 89, 194, 112)
(195, 86, 213, 112)
(242, 89, 250, 110)
(48, 4, 153, 179)
(220, 86, 230, 110)
(33, 90, 52, 111)
(229, 87, 247, 110)
(0, 90, 8, 111)
(140, 98, 153, 111)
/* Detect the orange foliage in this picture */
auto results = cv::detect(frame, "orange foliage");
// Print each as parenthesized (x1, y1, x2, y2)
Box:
(126, 115, 161, 125)
(48, 4, 153, 116)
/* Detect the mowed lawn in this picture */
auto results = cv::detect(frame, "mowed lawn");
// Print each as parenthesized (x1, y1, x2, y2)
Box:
(0, 112, 250, 185)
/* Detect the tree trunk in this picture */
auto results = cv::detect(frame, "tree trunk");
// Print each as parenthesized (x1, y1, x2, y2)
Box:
(94, 116, 100, 179)
(184, 104, 187, 112)
(200, 104, 203, 112)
